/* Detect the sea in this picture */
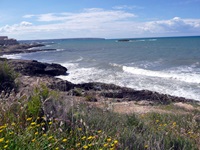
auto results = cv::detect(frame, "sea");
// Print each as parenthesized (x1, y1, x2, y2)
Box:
(2, 36, 200, 101)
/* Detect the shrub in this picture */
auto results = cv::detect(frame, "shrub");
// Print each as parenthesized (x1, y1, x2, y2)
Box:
(0, 62, 17, 93)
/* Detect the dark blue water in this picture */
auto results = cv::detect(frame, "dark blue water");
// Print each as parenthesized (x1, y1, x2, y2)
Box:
(3, 36, 200, 100)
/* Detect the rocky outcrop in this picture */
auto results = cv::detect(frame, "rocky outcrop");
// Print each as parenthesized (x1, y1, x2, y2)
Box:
(0, 58, 67, 76)
(0, 58, 197, 104)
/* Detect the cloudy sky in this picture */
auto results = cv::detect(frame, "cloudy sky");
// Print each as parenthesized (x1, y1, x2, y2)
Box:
(0, 0, 200, 40)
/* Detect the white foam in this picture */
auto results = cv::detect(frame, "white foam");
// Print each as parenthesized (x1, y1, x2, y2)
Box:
(0, 54, 22, 59)
(123, 66, 200, 84)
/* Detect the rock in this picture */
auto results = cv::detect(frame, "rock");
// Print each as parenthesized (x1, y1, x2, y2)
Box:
(0, 58, 67, 76)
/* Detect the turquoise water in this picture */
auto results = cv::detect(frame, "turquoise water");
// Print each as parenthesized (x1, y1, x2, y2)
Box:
(3, 36, 200, 100)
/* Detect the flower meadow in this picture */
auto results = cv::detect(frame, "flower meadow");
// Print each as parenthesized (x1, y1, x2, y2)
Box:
(0, 84, 200, 150)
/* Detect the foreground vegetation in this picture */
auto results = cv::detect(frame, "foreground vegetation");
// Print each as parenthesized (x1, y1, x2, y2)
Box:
(0, 63, 200, 149)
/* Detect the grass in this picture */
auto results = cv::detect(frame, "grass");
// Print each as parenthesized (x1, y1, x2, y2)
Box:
(0, 83, 200, 149)
(0, 61, 18, 93)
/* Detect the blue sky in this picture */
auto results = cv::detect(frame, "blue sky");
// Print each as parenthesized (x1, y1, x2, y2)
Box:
(0, 0, 200, 40)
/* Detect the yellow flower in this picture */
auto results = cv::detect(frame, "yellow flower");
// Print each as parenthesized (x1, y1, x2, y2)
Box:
(144, 145, 148, 148)
(41, 122, 45, 126)
(6, 140, 9, 144)
(0, 138, 4, 142)
(48, 122, 52, 125)
(81, 136, 86, 140)
(78, 128, 82, 131)
(55, 147, 59, 150)
(76, 143, 81, 147)
(4, 145, 8, 149)
(31, 122, 36, 126)
(172, 122, 176, 126)
(62, 138, 67, 142)
(156, 120, 159, 123)
(26, 117, 32, 121)
(0, 129, 3, 133)
(114, 140, 118, 144)
(11, 122, 16, 126)
(48, 136, 53, 140)
(88, 144, 93, 147)
(43, 134, 47, 137)
(35, 132, 38, 135)
(110, 148, 115, 150)
(83, 145, 88, 149)
(107, 138, 112, 142)
(97, 130, 102, 133)
(9, 131, 14, 135)
(0, 125, 7, 130)
(87, 136, 93, 140)
(104, 143, 109, 147)
(32, 138, 36, 142)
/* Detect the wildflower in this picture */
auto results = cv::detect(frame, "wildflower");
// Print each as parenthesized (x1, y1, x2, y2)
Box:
(104, 143, 109, 147)
(48, 136, 53, 140)
(0, 138, 4, 143)
(172, 122, 176, 126)
(40, 122, 45, 126)
(32, 138, 36, 142)
(88, 144, 92, 147)
(107, 138, 112, 142)
(144, 145, 148, 148)
(55, 147, 59, 150)
(97, 130, 102, 133)
(76, 143, 81, 147)
(9, 131, 14, 135)
(48, 122, 53, 125)
(35, 132, 39, 135)
(110, 148, 115, 150)
(43, 134, 47, 137)
(11, 122, 16, 126)
(0, 125, 7, 130)
(31, 122, 36, 126)
(78, 128, 82, 131)
(156, 120, 159, 123)
(81, 136, 86, 140)
(26, 117, 32, 121)
(163, 124, 167, 127)
(4, 145, 8, 149)
(0, 129, 3, 133)
(87, 136, 93, 140)
(6, 140, 9, 144)
(62, 138, 67, 142)
(37, 117, 40, 120)
(114, 140, 118, 144)
(83, 145, 88, 149)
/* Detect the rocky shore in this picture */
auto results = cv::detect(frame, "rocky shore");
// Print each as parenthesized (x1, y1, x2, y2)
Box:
(0, 43, 56, 56)
(0, 43, 199, 114)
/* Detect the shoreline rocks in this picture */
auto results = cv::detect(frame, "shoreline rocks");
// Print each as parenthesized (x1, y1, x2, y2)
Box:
(0, 58, 67, 77)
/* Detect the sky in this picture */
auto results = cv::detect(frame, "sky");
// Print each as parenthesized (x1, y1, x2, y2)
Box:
(0, 0, 200, 40)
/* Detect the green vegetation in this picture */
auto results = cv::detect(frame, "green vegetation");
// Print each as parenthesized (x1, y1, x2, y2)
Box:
(0, 83, 200, 149)
(0, 61, 18, 93)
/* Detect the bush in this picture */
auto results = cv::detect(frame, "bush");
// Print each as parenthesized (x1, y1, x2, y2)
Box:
(0, 62, 17, 93)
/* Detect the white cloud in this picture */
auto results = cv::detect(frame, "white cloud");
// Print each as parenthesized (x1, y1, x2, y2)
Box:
(141, 17, 200, 34)
(0, 21, 33, 33)
(23, 8, 136, 22)
(1, 8, 200, 40)
(113, 5, 143, 10)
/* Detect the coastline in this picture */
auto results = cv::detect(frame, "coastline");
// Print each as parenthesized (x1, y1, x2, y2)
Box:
(0, 43, 200, 113)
